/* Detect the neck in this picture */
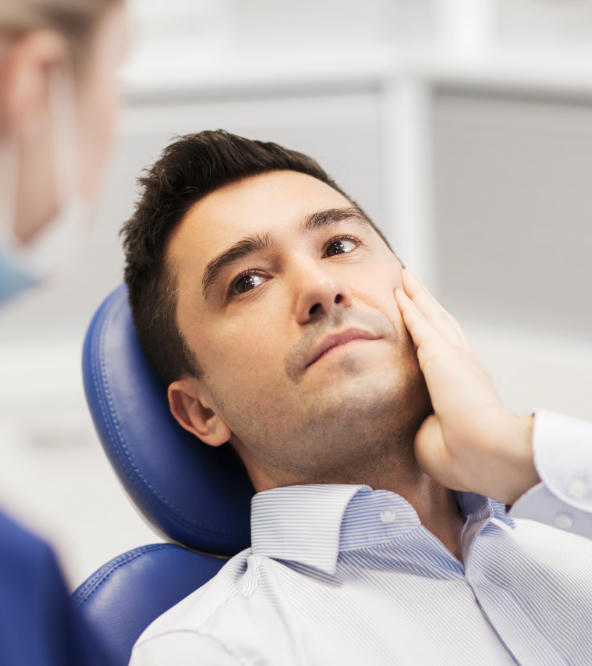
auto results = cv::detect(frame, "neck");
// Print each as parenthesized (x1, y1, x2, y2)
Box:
(337, 450, 466, 564)
(382, 468, 466, 564)
(243, 440, 466, 565)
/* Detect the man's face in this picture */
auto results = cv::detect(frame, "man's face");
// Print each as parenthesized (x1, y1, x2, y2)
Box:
(167, 170, 429, 488)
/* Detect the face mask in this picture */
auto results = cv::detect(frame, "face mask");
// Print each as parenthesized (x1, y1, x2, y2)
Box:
(0, 66, 91, 305)
(0, 196, 90, 304)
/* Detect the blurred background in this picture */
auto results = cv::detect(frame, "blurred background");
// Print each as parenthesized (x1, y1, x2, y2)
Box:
(0, 0, 591, 588)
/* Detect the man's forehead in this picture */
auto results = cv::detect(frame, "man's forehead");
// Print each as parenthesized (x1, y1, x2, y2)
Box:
(168, 170, 352, 265)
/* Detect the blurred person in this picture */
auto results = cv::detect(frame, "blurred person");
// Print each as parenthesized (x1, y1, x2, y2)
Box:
(125, 131, 592, 665)
(0, 0, 126, 302)
(0, 0, 128, 663)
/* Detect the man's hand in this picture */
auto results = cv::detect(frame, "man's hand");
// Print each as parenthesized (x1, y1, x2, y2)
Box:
(394, 269, 540, 505)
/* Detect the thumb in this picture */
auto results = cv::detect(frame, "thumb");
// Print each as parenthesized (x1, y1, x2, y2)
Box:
(414, 414, 451, 482)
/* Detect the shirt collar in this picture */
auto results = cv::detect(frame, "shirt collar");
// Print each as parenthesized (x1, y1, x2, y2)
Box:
(251, 483, 509, 575)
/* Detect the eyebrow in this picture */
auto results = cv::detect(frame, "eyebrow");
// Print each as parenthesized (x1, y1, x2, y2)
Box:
(301, 207, 371, 233)
(201, 207, 370, 297)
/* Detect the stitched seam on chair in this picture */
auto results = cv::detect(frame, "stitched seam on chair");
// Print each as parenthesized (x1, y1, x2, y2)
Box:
(73, 544, 168, 606)
(74, 545, 164, 602)
(94, 294, 241, 538)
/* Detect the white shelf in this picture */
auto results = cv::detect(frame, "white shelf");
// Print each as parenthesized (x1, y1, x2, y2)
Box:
(121, 44, 592, 100)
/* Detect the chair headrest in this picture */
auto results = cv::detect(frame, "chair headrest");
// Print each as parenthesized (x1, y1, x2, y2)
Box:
(83, 285, 253, 555)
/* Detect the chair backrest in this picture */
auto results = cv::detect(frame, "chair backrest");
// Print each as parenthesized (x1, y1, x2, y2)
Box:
(73, 285, 255, 665)
(72, 544, 226, 665)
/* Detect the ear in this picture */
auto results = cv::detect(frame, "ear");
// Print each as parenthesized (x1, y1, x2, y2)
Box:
(0, 30, 68, 134)
(168, 377, 231, 447)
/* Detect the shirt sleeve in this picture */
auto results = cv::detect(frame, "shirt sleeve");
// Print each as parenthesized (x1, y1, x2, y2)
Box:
(129, 631, 242, 666)
(509, 409, 592, 539)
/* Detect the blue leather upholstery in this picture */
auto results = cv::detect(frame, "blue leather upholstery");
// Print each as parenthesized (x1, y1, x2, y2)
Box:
(72, 545, 226, 665)
(82, 284, 253, 554)
(74, 284, 255, 665)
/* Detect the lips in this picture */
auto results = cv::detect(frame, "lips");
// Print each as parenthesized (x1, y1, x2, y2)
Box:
(305, 328, 379, 368)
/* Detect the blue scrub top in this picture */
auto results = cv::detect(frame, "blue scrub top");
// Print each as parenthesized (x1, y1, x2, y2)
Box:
(0, 507, 106, 664)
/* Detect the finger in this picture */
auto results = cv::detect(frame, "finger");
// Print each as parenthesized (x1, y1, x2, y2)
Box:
(405, 269, 470, 348)
(395, 287, 440, 350)
(401, 269, 469, 348)
(401, 269, 460, 337)
(396, 287, 465, 405)
(400, 269, 445, 315)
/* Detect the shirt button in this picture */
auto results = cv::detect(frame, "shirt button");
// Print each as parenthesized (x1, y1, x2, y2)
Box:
(380, 508, 396, 523)
(567, 478, 589, 500)
(554, 512, 574, 530)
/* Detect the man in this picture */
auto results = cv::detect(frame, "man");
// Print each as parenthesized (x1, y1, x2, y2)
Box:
(125, 130, 592, 664)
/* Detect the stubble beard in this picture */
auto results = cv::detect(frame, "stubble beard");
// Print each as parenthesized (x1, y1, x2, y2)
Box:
(237, 364, 432, 489)
(209, 336, 431, 490)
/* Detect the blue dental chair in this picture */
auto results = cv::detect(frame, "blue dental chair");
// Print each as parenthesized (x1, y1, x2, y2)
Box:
(72, 285, 254, 665)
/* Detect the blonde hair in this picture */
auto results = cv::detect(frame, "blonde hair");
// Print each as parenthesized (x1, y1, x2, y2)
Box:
(0, 0, 121, 64)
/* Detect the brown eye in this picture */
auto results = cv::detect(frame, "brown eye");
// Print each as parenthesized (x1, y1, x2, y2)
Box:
(230, 272, 266, 296)
(324, 237, 358, 257)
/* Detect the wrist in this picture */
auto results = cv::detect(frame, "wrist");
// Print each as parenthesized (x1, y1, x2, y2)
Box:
(505, 412, 540, 505)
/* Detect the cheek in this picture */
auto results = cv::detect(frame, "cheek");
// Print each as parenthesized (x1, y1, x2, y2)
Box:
(202, 319, 285, 387)
(355, 257, 403, 320)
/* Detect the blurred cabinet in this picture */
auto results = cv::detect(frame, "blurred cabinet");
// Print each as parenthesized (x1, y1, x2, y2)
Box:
(434, 90, 592, 340)
(431, 89, 592, 419)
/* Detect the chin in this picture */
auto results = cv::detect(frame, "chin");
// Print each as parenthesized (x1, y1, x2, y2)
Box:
(290, 346, 428, 435)
(307, 369, 410, 420)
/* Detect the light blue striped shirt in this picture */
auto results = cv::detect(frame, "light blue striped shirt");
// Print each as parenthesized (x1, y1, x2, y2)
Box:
(131, 410, 592, 665)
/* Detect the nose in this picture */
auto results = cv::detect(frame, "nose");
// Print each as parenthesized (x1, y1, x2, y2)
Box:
(294, 264, 353, 325)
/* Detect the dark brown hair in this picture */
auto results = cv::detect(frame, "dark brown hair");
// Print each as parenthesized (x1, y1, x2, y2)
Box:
(121, 129, 392, 387)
